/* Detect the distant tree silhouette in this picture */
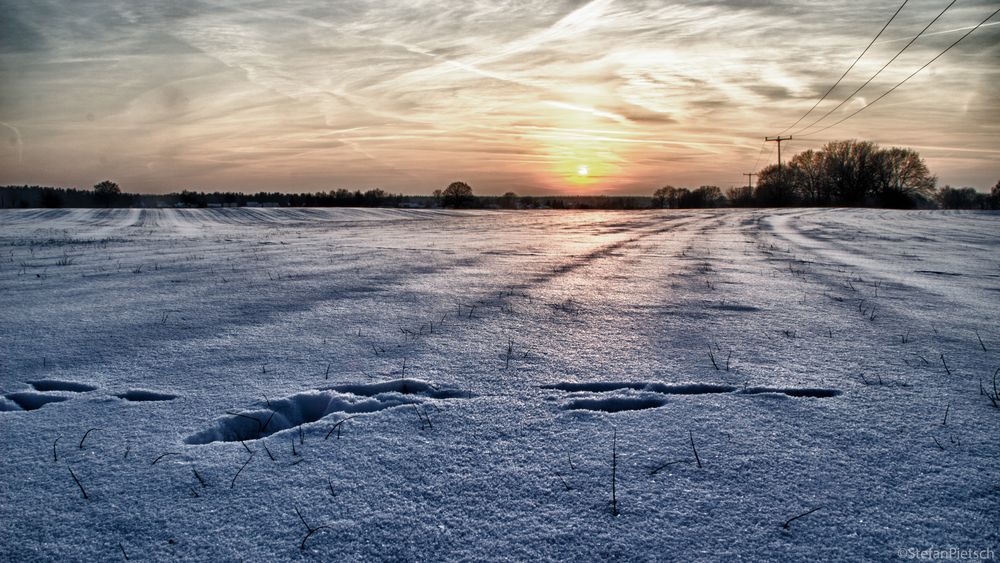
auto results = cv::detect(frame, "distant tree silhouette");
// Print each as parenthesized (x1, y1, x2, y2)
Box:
(747, 140, 937, 207)
(498, 191, 518, 209)
(40, 189, 63, 208)
(725, 186, 754, 207)
(789, 149, 830, 204)
(990, 179, 1000, 210)
(441, 181, 474, 207)
(822, 140, 881, 204)
(653, 185, 686, 208)
(754, 164, 799, 206)
(936, 186, 986, 209)
(652, 186, 669, 208)
(875, 147, 936, 207)
(93, 180, 121, 207)
(688, 185, 724, 207)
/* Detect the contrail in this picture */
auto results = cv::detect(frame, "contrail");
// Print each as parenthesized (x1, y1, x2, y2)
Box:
(369, 0, 615, 89)
(542, 101, 630, 124)
(877, 21, 1000, 44)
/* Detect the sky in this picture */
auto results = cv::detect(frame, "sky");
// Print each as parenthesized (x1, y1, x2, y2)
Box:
(0, 0, 998, 195)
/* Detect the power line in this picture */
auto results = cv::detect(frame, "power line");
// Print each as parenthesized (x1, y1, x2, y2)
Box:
(792, 0, 958, 136)
(778, 0, 909, 135)
(797, 5, 1000, 138)
(750, 140, 768, 171)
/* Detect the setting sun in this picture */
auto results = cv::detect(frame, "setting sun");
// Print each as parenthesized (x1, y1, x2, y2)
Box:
(577, 165, 589, 177)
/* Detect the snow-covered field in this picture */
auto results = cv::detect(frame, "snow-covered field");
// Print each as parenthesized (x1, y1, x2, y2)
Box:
(1, 208, 997, 561)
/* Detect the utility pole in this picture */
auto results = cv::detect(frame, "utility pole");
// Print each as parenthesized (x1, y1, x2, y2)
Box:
(742, 173, 757, 191)
(765, 136, 792, 174)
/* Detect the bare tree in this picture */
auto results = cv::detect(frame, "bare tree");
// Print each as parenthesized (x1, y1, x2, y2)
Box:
(441, 181, 474, 208)
(876, 147, 936, 206)
(93, 180, 121, 207)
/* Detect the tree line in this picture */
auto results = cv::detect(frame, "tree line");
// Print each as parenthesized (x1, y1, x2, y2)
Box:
(653, 140, 999, 210)
(2, 141, 996, 210)
(0, 184, 405, 209)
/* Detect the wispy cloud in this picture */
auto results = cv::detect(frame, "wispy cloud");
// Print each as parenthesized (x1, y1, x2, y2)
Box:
(0, 0, 996, 193)
(0, 122, 23, 164)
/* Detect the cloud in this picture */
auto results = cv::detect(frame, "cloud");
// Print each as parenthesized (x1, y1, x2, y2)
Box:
(0, 122, 23, 164)
(0, 0, 997, 193)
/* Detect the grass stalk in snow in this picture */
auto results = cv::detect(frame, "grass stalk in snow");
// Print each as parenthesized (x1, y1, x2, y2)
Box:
(261, 412, 276, 434)
(52, 435, 61, 462)
(858, 373, 884, 386)
(79, 428, 101, 450)
(556, 472, 572, 491)
(294, 506, 331, 552)
(783, 506, 823, 530)
(981, 367, 1000, 409)
(150, 452, 180, 465)
(230, 453, 254, 489)
(413, 404, 433, 430)
(649, 459, 687, 475)
(226, 412, 264, 439)
(193, 469, 207, 488)
(68, 467, 89, 500)
(689, 431, 702, 468)
(262, 442, 276, 461)
(325, 416, 358, 440)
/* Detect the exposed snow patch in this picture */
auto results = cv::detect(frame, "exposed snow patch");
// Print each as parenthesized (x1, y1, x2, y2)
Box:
(543, 381, 737, 395)
(327, 378, 472, 399)
(186, 379, 469, 444)
(28, 380, 97, 393)
(740, 387, 842, 398)
(115, 390, 177, 402)
(4, 392, 68, 411)
(563, 395, 667, 412)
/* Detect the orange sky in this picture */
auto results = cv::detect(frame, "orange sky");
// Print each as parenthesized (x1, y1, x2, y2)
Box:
(1, 0, 998, 194)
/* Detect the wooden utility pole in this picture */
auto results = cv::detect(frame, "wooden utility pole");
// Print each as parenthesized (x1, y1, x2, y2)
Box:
(765, 136, 792, 174)
(742, 173, 757, 190)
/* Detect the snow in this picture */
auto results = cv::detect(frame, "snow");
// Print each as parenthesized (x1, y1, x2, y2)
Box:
(0, 207, 997, 560)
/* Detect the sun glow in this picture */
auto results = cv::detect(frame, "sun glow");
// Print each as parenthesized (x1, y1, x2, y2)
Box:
(522, 103, 635, 191)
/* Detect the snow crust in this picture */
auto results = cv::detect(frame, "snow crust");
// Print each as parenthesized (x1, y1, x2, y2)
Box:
(0, 207, 997, 560)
